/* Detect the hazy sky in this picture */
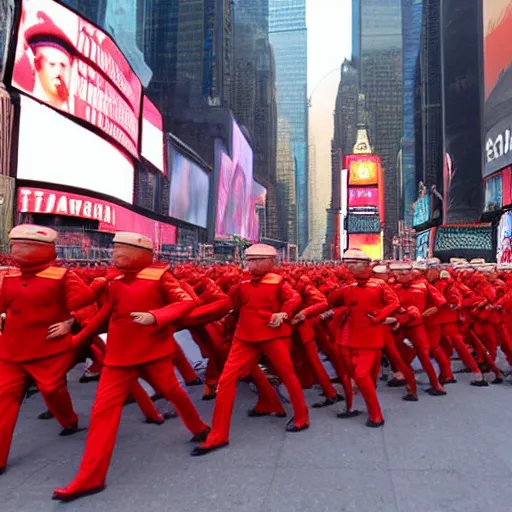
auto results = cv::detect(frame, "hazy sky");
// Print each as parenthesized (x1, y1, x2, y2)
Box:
(306, 0, 352, 95)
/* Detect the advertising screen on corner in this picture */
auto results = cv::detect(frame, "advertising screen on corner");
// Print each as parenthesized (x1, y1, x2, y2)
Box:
(11, 0, 142, 158)
(168, 147, 209, 228)
(215, 121, 254, 239)
(17, 95, 134, 204)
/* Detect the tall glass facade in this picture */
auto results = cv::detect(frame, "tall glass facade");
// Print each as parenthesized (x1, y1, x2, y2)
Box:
(269, 0, 308, 253)
(401, 0, 423, 226)
(357, 0, 403, 256)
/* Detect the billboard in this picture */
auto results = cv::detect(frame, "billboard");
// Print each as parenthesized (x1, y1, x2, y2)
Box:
(348, 234, 381, 260)
(141, 97, 165, 173)
(415, 229, 434, 260)
(483, 1, 512, 176)
(484, 173, 503, 212)
(168, 147, 210, 229)
(497, 211, 512, 262)
(248, 181, 267, 242)
(18, 186, 176, 244)
(434, 224, 494, 262)
(12, 0, 142, 158)
(348, 187, 379, 208)
(214, 121, 254, 239)
(413, 193, 431, 227)
(345, 155, 380, 186)
(17, 95, 134, 203)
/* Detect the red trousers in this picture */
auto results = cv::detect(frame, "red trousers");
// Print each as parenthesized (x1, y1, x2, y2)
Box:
(473, 322, 498, 361)
(428, 323, 481, 375)
(395, 325, 444, 391)
(63, 356, 207, 491)
(295, 322, 337, 399)
(339, 347, 383, 423)
(173, 341, 200, 383)
(383, 329, 417, 396)
(424, 325, 455, 381)
(202, 337, 309, 448)
(0, 351, 78, 468)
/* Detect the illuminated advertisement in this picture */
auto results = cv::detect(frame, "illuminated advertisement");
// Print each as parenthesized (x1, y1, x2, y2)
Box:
(497, 211, 512, 263)
(413, 194, 431, 227)
(349, 187, 379, 208)
(214, 121, 254, 239)
(434, 224, 494, 262)
(344, 155, 380, 186)
(484, 173, 503, 212)
(17, 95, 134, 204)
(12, 0, 142, 158)
(18, 187, 177, 244)
(168, 147, 210, 229)
(248, 182, 267, 242)
(348, 234, 381, 260)
(483, 1, 512, 176)
(141, 97, 165, 173)
(415, 229, 434, 261)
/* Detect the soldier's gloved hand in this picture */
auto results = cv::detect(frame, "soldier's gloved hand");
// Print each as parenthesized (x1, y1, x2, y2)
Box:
(47, 318, 75, 340)
(130, 312, 157, 326)
(0, 313, 5, 333)
(383, 317, 397, 326)
(291, 313, 306, 326)
(268, 312, 288, 328)
(319, 310, 334, 321)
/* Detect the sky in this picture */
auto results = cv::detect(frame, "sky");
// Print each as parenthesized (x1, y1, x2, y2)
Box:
(306, 0, 352, 95)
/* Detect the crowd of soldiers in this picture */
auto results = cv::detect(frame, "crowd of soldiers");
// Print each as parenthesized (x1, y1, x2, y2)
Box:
(0, 224, 510, 502)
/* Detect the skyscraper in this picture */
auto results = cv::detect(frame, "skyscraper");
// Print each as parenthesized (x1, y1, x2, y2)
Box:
(353, 0, 403, 257)
(401, 0, 423, 227)
(232, 0, 279, 240)
(269, 0, 308, 252)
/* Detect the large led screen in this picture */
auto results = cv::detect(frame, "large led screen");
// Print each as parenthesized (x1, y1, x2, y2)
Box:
(483, 1, 512, 176)
(497, 211, 512, 263)
(484, 173, 503, 212)
(18, 95, 134, 204)
(168, 147, 209, 229)
(415, 229, 434, 261)
(345, 155, 380, 186)
(348, 187, 379, 208)
(413, 194, 431, 227)
(141, 97, 165, 173)
(12, 0, 142, 158)
(18, 186, 176, 244)
(348, 234, 381, 260)
(215, 122, 254, 239)
(248, 182, 267, 242)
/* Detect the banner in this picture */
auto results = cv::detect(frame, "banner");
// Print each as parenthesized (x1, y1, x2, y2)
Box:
(12, 0, 142, 158)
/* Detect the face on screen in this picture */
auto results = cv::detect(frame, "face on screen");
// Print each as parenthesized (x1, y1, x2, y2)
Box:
(33, 45, 72, 107)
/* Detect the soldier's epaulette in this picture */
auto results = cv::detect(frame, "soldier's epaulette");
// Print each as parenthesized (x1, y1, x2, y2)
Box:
(36, 266, 67, 280)
(260, 273, 283, 285)
(136, 265, 170, 281)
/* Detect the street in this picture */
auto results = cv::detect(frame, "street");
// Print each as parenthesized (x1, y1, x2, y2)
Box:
(2, 362, 512, 512)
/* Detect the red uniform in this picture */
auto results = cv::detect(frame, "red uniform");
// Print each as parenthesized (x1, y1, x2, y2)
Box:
(329, 277, 400, 424)
(0, 265, 95, 470)
(196, 272, 307, 451)
(55, 265, 208, 496)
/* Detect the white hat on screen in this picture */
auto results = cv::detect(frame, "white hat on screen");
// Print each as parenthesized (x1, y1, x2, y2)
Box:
(9, 224, 58, 244)
(113, 232, 153, 251)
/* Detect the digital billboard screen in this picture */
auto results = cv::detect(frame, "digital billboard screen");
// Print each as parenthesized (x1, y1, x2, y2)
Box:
(348, 187, 379, 208)
(18, 186, 176, 245)
(344, 155, 380, 186)
(348, 234, 381, 260)
(415, 229, 434, 260)
(17, 95, 134, 204)
(248, 181, 267, 242)
(141, 97, 165, 173)
(483, 1, 512, 176)
(497, 211, 512, 262)
(168, 146, 210, 229)
(214, 121, 254, 239)
(413, 194, 431, 227)
(12, 0, 142, 158)
(484, 173, 503, 212)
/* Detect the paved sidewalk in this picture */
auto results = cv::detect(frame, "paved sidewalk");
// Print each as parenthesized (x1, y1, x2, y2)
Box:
(2, 367, 512, 512)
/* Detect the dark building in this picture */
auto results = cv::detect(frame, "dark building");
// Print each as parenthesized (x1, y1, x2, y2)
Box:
(353, 0, 403, 257)
(139, 0, 234, 145)
(269, 0, 308, 253)
(400, 0, 423, 227)
(232, 0, 279, 240)
(441, 0, 483, 222)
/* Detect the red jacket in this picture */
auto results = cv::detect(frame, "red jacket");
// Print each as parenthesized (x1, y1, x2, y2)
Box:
(297, 283, 329, 319)
(74, 266, 195, 367)
(232, 272, 301, 342)
(0, 266, 95, 362)
(424, 279, 460, 326)
(328, 278, 400, 349)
